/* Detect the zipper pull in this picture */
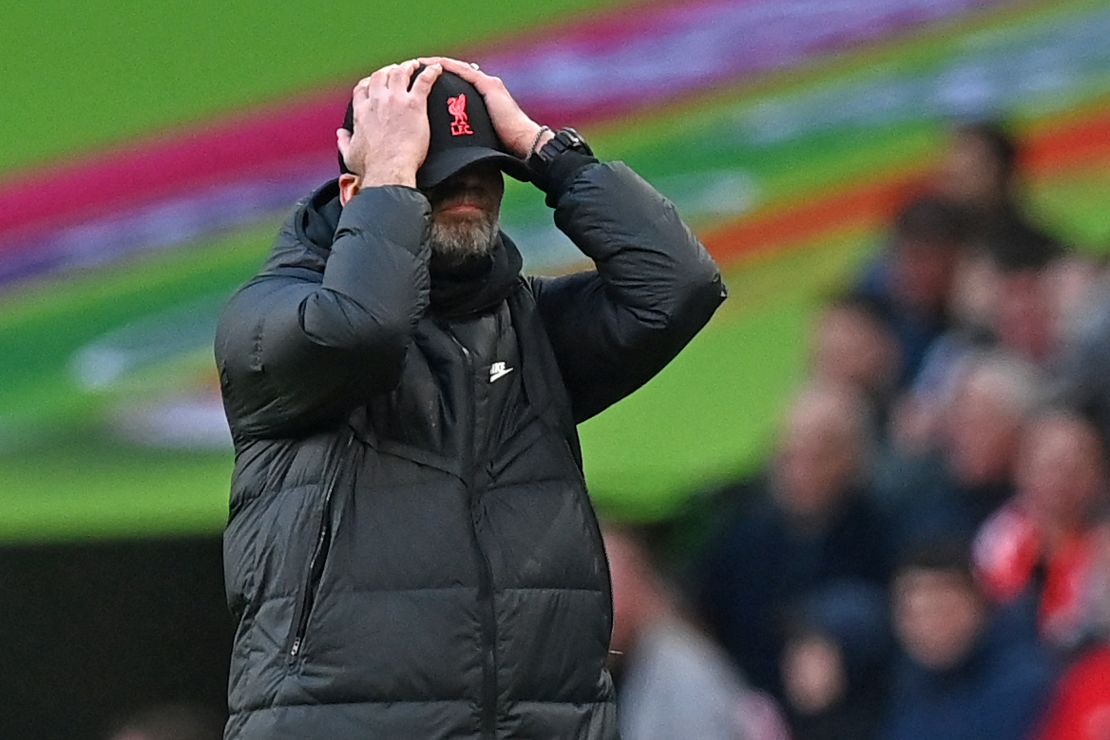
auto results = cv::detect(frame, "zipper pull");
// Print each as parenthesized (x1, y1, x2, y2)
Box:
(290, 637, 303, 659)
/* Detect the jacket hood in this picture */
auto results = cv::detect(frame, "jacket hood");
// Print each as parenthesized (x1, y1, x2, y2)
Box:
(297, 179, 344, 256)
(254, 179, 345, 278)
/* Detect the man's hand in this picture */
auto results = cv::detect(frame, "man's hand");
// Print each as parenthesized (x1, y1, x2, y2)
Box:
(418, 57, 554, 159)
(337, 60, 444, 189)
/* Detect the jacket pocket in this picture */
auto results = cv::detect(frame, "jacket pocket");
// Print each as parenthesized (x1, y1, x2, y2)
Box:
(286, 432, 354, 665)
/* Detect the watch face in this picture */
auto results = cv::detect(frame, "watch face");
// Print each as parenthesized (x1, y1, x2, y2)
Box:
(535, 128, 592, 164)
(556, 129, 589, 155)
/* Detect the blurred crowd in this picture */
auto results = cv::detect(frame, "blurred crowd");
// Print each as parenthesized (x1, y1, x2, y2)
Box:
(607, 122, 1110, 740)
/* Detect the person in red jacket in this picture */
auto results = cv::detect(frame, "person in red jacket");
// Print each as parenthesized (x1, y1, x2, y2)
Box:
(973, 410, 1108, 644)
(1037, 516, 1110, 739)
(1038, 645, 1110, 740)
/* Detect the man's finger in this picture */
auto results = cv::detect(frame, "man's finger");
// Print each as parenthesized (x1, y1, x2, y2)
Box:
(419, 56, 483, 77)
(429, 57, 489, 89)
(408, 63, 443, 98)
(398, 58, 423, 92)
(370, 64, 397, 87)
(417, 55, 463, 67)
(385, 62, 411, 91)
(352, 77, 372, 105)
(429, 57, 475, 75)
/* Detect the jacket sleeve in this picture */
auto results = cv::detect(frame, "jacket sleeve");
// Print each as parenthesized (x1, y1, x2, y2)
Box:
(215, 186, 431, 439)
(530, 162, 726, 423)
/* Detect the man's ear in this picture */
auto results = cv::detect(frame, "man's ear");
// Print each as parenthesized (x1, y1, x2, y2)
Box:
(338, 173, 361, 206)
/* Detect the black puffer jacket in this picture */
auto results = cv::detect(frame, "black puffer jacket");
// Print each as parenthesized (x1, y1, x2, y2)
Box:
(215, 160, 725, 739)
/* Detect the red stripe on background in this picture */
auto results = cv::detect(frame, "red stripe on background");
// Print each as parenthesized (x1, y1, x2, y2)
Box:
(3, 79, 1108, 266)
(0, 0, 678, 239)
(704, 110, 1110, 266)
(0, 92, 343, 236)
(1024, 109, 1110, 174)
(703, 173, 924, 264)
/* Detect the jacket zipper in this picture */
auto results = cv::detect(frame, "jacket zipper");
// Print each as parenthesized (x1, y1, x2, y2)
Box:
(289, 433, 353, 663)
(445, 327, 498, 740)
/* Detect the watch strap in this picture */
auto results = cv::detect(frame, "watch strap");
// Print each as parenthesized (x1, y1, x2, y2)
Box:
(531, 128, 593, 167)
(528, 128, 598, 204)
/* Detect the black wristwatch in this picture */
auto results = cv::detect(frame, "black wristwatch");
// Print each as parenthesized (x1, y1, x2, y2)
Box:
(530, 128, 593, 167)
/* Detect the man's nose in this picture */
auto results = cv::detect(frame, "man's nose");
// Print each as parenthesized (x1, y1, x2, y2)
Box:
(456, 173, 487, 190)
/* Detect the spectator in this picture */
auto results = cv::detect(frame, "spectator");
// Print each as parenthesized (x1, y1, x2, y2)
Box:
(994, 266, 1057, 362)
(809, 293, 902, 424)
(882, 541, 1057, 740)
(1037, 518, 1110, 739)
(916, 251, 1098, 391)
(780, 581, 891, 740)
(891, 256, 1060, 457)
(914, 256, 1067, 400)
(1049, 268, 1110, 453)
(890, 351, 1043, 549)
(1036, 644, 1110, 740)
(936, 121, 1062, 271)
(942, 354, 1042, 500)
(107, 704, 223, 740)
(695, 382, 891, 696)
(858, 196, 973, 384)
(888, 254, 1094, 468)
(605, 526, 789, 740)
(1044, 255, 1105, 346)
(975, 411, 1108, 645)
(945, 248, 1004, 342)
(1073, 511, 1110, 645)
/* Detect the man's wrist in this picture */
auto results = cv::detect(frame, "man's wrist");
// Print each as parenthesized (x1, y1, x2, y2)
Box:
(359, 168, 418, 189)
(351, 153, 421, 189)
(530, 128, 593, 167)
(528, 126, 555, 158)
(527, 128, 599, 205)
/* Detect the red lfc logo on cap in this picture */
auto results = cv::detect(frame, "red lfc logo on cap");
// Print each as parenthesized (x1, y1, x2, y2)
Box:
(447, 94, 474, 136)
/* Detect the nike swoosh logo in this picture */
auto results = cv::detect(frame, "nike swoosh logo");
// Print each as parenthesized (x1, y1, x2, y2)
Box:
(489, 367, 515, 383)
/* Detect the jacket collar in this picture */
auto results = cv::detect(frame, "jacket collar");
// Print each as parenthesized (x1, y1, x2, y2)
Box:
(293, 178, 523, 320)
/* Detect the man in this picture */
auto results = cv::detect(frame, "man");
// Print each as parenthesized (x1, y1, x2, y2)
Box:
(109, 704, 223, 740)
(936, 121, 1062, 271)
(808, 292, 901, 422)
(974, 410, 1108, 644)
(605, 526, 789, 740)
(1037, 511, 1110, 739)
(214, 58, 725, 739)
(695, 381, 891, 697)
(1050, 267, 1110, 453)
(892, 351, 1042, 551)
(856, 195, 972, 386)
(779, 581, 891, 740)
(881, 541, 1056, 740)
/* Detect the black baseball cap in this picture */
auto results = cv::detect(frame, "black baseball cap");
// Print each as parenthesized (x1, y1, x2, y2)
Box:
(339, 69, 531, 190)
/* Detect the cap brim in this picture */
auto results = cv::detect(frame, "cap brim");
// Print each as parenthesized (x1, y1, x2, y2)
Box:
(417, 147, 531, 190)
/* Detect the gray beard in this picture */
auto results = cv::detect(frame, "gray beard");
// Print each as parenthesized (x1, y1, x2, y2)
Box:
(427, 214, 499, 267)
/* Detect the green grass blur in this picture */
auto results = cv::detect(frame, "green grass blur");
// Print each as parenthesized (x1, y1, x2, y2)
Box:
(0, 0, 632, 174)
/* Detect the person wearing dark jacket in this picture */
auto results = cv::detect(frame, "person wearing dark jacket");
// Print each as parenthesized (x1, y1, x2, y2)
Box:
(213, 58, 725, 739)
(695, 382, 892, 697)
(881, 541, 1057, 740)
